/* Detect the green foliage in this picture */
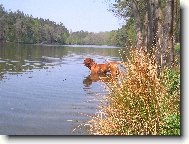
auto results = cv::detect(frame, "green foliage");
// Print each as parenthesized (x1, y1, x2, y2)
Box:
(114, 19, 135, 47)
(65, 19, 135, 47)
(162, 113, 180, 135)
(160, 66, 180, 135)
(0, 5, 69, 44)
(175, 43, 180, 53)
(168, 70, 180, 96)
(163, 67, 180, 97)
(0, 4, 125, 46)
(66, 30, 118, 46)
(0, 4, 135, 46)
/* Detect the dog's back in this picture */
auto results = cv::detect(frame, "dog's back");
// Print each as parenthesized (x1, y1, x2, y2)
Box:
(84, 58, 126, 77)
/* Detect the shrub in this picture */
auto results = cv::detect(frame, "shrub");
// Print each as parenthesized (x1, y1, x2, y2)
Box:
(160, 68, 180, 135)
(89, 49, 180, 135)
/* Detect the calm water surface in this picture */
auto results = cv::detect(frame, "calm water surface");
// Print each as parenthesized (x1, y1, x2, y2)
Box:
(0, 43, 125, 135)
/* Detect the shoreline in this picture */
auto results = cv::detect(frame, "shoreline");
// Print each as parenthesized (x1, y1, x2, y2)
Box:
(0, 41, 122, 49)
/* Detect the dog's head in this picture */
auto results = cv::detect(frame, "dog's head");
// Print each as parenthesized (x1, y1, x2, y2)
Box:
(83, 58, 95, 69)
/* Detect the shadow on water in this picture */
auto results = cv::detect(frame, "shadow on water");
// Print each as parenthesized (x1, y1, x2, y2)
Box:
(83, 73, 113, 87)
(0, 42, 127, 135)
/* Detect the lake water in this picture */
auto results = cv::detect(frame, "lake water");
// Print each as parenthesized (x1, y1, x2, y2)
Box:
(0, 43, 124, 135)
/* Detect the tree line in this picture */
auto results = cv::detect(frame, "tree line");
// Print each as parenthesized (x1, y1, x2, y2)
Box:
(0, 4, 125, 46)
(66, 30, 109, 45)
(0, 5, 71, 44)
(0, 1, 181, 58)
(66, 30, 119, 46)
(0, 5, 70, 44)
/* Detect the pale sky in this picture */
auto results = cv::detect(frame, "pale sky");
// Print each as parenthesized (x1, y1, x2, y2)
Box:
(0, 0, 124, 32)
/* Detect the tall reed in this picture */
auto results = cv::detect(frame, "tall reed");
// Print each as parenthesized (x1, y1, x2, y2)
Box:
(89, 48, 180, 135)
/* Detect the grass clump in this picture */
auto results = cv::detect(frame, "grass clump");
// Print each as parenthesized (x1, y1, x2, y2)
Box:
(89, 49, 180, 135)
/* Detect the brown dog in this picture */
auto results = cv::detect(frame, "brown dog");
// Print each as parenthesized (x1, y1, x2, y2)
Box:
(83, 58, 123, 77)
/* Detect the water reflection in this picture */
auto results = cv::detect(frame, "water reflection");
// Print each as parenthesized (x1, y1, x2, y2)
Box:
(0, 42, 125, 135)
(0, 42, 122, 79)
(83, 73, 112, 87)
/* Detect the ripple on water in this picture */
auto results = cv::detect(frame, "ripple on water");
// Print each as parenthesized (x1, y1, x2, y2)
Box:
(0, 44, 123, 135)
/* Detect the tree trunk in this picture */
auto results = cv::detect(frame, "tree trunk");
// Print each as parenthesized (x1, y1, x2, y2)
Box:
(155, 0, 163, 74)
(131, 0, 143, 49)
(146, 0, 153, 52)
(174, 0, 180, 43)
(151, 0, 156, 48)
(170, 0, 175, 66)
(162, 0, 173, 67)
(143, 11, 148, 50)
(171, 0, 180, 66)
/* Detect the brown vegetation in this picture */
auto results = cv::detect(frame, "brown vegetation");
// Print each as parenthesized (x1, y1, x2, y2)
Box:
(88, 48, 180, 135)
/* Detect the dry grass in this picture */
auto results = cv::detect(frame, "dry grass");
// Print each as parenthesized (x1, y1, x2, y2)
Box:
(88, 48, 180, 135)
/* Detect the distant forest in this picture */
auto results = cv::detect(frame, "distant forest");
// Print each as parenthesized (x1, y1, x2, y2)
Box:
(0, 4, 128, 46)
